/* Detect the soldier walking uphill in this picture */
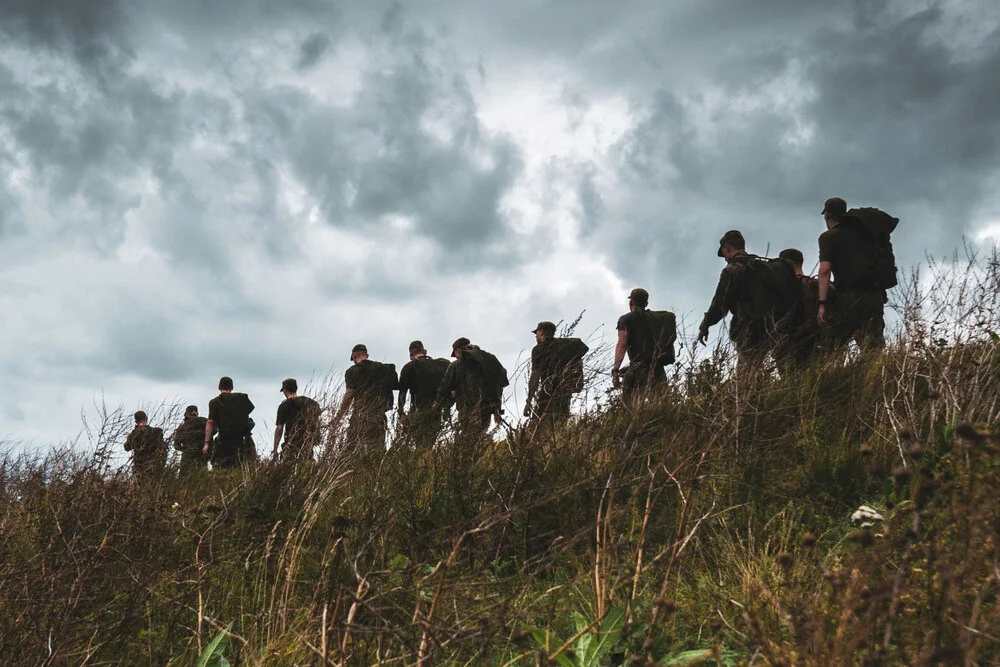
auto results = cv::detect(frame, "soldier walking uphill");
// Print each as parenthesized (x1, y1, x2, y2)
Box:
(772, 248, 823, 372)
(273, 378, 322, 463)
(525, 321, 588, 426)
(204, 376, 255, 469)
(817, 197, 898, 351)
(397, 340, 450, 448)
(435, 338, 509, 440)
(331, 344, 397, 457)
(698, 230, 797, 373)
(613, 289, 676, 398)
(172, 405, 210, 473)
(124, 410, 167, 480)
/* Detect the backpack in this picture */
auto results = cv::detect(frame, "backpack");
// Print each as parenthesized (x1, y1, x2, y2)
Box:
(638, 310, 677, 367)
(545, 337, 590, 394)
(460, 348, 509, 406)
(368, 361, 399, 412)
(843, 207, 899, 289)
(739, 256, 802, 322)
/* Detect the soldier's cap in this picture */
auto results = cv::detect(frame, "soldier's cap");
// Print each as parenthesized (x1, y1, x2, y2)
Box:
(185, 404, 198, 413)
(821, 197, 847, 216)
(280, 378, 297, 394)
(628, 288, 649, 304)
(779, 248, 804, 265)
(451, 337, 471, 357)
(717, 230, 745, 257)
(408, 340, 425, 353)
(350, 343, 367, 360)
(532, 321, 556, 335)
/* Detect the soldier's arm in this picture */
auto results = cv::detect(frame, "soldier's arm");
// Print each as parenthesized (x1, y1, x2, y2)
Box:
(612, 330, 628, 389)
(817, 261, 833, 324)
(397, 387, 408, 414)
(273, 424, 283, 457)
(203, 419, 214, 456)
(434, 366, 454, 406)
(700, 271, 732, 331)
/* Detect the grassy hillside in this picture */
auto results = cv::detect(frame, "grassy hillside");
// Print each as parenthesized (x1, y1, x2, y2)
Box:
(2, 259, 1000, 665)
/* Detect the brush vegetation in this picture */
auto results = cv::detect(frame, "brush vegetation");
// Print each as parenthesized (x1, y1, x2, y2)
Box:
(2, 251, 1000, 666)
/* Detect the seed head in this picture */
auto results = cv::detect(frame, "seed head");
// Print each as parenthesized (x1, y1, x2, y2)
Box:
(801, 532, 817, 548)
(891, 465, 911, 485)
(777, 551, 794, 570)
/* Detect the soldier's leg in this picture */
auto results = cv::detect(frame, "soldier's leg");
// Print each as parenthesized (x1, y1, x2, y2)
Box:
(855, 291, 886, 351)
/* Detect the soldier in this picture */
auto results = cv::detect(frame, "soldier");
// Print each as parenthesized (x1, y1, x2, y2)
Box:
(817, 197, 886, 350)
(697, 230, 777, 371)
(273, 378, 322, 462)
(397, 340, 450, 447)
(435, 337, 506, 438)
(124, 410, 167, 479)
(172, 405, 210, 473)
(773, 248, 822, 371)
(525, 321, 586, 424)
(331, 344, 394, 455)
(613, 289, 666, 396)
(204, 376, 255, 469)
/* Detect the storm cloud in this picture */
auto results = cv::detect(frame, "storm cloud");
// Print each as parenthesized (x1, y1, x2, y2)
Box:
(0, 0, 997, 446)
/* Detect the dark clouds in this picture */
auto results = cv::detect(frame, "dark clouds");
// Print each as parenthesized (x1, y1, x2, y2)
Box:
(0, 0, 997, 446)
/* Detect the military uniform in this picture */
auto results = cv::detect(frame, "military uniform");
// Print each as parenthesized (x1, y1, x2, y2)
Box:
(276, 395, 322, 461)
(616, 309, 667, 395)
(699, 250, 777, 367)
(818, 222, 885, 350)
(344, 360, 389, 454)
(207, 392, 255, 468)
(436, 339, 495, 438)
(125, 424, 167, 479)
(527, 340, 573, 423)
(398, 350, 450, 446)
(773, 274, 822, 371)
(173, 414, 210, 472)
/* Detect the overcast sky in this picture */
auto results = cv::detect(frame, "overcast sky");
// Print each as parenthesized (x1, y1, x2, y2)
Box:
(2, 0, 999, 451)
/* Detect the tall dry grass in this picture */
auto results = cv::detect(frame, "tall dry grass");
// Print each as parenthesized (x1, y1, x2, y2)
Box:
(1, 249, 999, 665)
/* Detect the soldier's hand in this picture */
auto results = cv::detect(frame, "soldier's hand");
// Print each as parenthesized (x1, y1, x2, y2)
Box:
(202, 443, 210, 456)
(611, 370, 621, 389)
(817, 304, 827, 325)
(697, 328, 709, 346)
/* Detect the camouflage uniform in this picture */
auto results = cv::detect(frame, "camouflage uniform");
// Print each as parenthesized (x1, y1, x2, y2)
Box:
(173, 414, 209, 472)
(125, 424, 167, 479)
(436, 341, 494, 438)
(699, 250, 777, 367)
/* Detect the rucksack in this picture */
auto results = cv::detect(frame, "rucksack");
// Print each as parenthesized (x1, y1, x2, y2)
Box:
(460, 348, 509, 405)
(545, 337, 590, 394)
(843, 207, 899, 289)
(739, 256, 802, 322)
(638, 310, 677, 367)
(369, 361, 399, 412)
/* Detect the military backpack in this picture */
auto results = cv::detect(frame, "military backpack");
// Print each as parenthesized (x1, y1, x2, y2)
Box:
(638, 310, 677, 367)
(735, 255, 802, 322)
(545, 337, 590, 394)
(843, 207, 899, 290)
(460, 348, 509, 407)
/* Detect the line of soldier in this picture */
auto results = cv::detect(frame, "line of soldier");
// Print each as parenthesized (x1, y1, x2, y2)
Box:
(124, 196, 897, 475)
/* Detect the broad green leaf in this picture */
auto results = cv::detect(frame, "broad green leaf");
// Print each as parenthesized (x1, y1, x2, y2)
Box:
(197, 623, 232, 667)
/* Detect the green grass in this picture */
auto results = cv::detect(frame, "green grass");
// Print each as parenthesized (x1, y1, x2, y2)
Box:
(4, 254, 1000, 664)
